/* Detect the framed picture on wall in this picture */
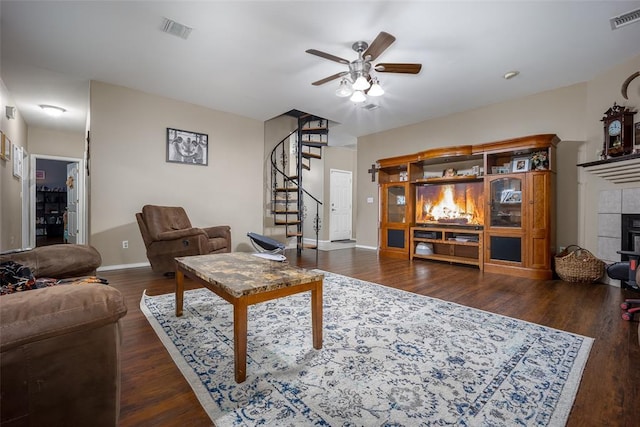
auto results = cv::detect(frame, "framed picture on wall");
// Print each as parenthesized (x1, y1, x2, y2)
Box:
(13, 144, 23, 179)
(166, 127, 208, 166)
(1, 133, 10, 160)
(0, 132, 5, 160)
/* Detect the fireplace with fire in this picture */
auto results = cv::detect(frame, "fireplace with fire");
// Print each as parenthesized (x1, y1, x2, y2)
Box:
(415, 182, 484, 226)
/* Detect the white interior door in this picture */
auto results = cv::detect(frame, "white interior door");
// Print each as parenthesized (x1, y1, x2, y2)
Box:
(66, 163, 79, 244)
(329, 169, 352, 241)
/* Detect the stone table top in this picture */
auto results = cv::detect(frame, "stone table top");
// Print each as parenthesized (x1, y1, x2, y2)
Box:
(175, 252, 324, 298)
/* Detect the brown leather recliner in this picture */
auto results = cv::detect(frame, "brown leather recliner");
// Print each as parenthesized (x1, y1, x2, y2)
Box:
(136, 205, 231, 274)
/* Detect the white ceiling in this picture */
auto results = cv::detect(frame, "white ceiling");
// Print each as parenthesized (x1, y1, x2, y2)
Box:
(2, 1, 640, 146)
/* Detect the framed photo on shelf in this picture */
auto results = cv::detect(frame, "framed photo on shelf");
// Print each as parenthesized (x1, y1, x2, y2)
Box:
(500, 189, 522, 204)
(166, 127, 208, 166)
(442, 167, 457, 177)
(512, 157, 529, 173)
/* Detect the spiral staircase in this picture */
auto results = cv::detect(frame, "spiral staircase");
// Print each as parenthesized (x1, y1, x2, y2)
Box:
(270, 110, 327, 254)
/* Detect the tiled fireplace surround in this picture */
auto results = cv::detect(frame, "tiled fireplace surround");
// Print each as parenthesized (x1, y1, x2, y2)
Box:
(597, 187, 640, 286)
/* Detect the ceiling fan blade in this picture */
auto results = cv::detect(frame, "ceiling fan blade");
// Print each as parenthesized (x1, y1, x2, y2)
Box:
(363, 32, 396, 61)
(312, 71, 348, 86)
(375, 63, 422, 74)
(306, 49, 350, 64)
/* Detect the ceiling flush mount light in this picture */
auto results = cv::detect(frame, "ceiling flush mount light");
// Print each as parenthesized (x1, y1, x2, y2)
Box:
(503, 70, 520, 80)
(39, 104, 66, 117)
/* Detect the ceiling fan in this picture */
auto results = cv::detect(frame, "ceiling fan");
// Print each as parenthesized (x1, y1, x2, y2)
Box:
(306, 31, 422, 102)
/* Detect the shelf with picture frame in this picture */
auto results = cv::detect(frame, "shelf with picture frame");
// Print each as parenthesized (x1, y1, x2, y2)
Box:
(481, 135, 556, 175)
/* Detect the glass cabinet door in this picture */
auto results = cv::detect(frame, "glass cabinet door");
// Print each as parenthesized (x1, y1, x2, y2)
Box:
(488, 177, 522, 227)
(386, 185, 406, 223)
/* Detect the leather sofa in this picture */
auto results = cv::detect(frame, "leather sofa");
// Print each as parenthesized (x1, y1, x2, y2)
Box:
(0, 245, 127, 426)
(136, 204, 231, 274)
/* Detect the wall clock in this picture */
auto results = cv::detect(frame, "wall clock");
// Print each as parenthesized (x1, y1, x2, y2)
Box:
(601, 103, 636, 158)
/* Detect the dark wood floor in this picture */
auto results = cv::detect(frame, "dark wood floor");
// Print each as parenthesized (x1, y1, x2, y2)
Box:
(104, 248, 640, 427)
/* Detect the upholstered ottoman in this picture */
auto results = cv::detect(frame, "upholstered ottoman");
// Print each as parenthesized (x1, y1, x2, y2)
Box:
(0, 244, 101, 279)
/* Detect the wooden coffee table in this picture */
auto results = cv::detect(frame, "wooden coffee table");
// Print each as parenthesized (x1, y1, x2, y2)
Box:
(174, 252, 324, 383)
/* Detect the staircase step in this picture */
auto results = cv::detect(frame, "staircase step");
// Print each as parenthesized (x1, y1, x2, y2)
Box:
(302, 162, 310, 171)
(300, 127, 328, 135)
(285, 175, 298, 181)
(303, 243, 318, 249)
(272, 210, 299, 214)
(301, 141, 328, 148)
(287, 232, 303, 237)
(275, 187, 297, 192)
(302, 152, 322, 160)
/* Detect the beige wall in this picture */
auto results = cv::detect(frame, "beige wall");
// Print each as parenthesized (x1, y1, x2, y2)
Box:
(27, 127, 85, 157)
(357, 54, 640, 253)
(90, 81, 264, 268)
(0, 78, 28, 251)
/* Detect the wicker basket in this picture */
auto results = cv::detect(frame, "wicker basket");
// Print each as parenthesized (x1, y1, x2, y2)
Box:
(555, 245, 604, 283)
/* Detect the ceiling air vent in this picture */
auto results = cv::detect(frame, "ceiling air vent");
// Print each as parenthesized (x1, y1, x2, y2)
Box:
(161, 17, 193, 39)
(362, 103, 380, 111)
(610, 8, 640, 30)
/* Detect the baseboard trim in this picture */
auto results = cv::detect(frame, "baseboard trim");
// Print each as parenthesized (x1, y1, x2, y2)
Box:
(96, 246, 377, 271)
(355, 244, 377, 251)
(302, 238, 359, 251)
(98, 261, 150, 272)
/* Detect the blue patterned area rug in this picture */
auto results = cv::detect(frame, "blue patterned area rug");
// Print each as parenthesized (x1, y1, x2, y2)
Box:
(140, 271, 593, 426)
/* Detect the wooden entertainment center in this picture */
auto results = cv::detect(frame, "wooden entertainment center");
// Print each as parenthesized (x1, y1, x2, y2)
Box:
(377, 134, 558, 279)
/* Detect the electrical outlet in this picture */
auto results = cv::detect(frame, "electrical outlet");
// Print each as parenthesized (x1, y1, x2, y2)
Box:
(122, 240, 128, 249)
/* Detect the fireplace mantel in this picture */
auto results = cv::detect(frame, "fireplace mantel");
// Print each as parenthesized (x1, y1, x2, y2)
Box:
(578, 153, 640, 184)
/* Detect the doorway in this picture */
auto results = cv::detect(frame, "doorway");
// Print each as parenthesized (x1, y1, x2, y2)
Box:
(30, 155, 85, 247)
(329, 169, 353, 241)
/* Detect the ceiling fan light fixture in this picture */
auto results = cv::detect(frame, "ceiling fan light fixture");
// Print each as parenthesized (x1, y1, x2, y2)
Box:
(39, 104, 66, 117)
(352, 75, 371, 91)
(368, 78, 384, 96)
(335, 78, 353, 97)
(350, 90, 366, 103)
